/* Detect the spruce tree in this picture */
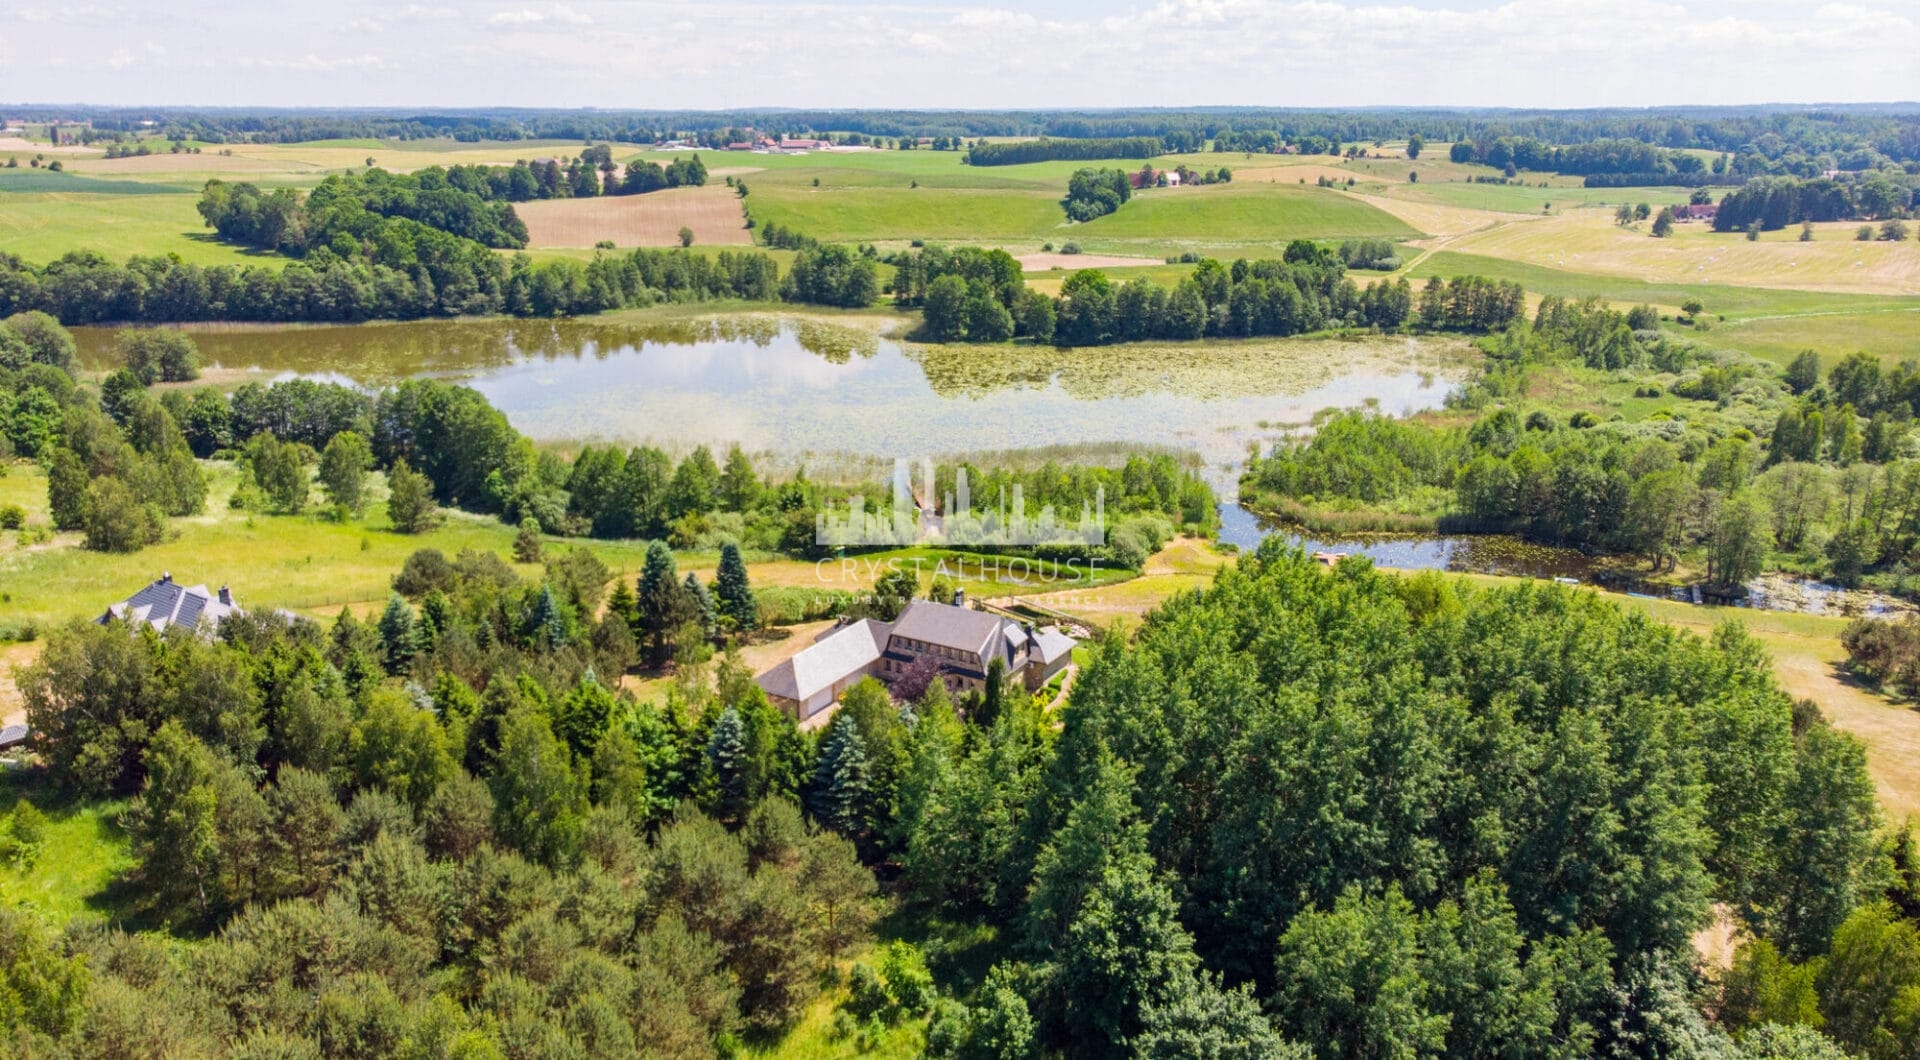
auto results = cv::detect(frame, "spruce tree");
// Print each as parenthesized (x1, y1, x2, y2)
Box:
(636, 541, 693, 666)
(715, 542, 758, 632)
(685, 572, 717, 640)
(707, 706, 749, 823)
(809, 712, 871, 837)
(528, 584, 566, 650)
(376, 592, 417, 675)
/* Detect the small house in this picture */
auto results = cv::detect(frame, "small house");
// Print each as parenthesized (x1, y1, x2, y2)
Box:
(99, 574, 243, 636)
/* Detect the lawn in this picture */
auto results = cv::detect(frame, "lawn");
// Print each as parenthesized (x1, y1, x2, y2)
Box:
(0, 770, 136, 926)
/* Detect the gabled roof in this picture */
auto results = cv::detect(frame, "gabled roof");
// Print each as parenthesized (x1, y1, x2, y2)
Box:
(888, 599, 1014, 659)
(757, 619, 889, 703)
(101, 575, 241, 635)
(1030, 626, 1076, 666)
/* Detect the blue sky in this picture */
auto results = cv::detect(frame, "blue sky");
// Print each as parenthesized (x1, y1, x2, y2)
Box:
(1, 1, 1913, 109)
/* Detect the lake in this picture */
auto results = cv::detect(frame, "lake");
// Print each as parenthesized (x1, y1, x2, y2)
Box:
(77, 316, 1469, 474)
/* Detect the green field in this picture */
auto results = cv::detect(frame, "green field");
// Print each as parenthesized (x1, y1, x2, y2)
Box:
(748, 185, 1067, 244)
(1407, 249, 1920, 322)
(0, 183, 284, 265)
(1717, 307, 1920, 367)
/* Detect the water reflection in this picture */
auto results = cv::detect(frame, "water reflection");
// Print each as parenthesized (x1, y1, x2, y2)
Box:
(75, 318, 1467, 467)
(1216, 503, 1599, 579)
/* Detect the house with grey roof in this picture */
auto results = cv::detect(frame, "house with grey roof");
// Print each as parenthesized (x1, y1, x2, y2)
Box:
(756, 595, 1075, 727)
(99, 574, 243, 636)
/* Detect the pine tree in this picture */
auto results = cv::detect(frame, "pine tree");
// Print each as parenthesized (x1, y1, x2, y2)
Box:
(810, 712, 871, 837)
(707, 706, 749, 823)
(714, 542, 758, 632)
(376, 592, 417, 675)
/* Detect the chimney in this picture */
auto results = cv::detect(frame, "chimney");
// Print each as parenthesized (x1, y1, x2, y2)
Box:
(952, 588, 966, 608)
(218, 586, 232, 606)
(161, 572, 171, 584)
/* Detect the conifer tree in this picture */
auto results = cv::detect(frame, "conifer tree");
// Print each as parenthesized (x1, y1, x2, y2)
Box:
(376, 592, 417, 675)
(528, 583, 567, 650)
(810, 712, 871, 838)
(685, 572, 717, 640)
(636, 541, 693, 666)
(707, 706, 749, 824)
(715, 542, 758, 631)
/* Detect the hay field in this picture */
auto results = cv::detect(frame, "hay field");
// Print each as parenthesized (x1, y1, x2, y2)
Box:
(1017, 252, 1162, 271)
(1446, 208, 1920, 296)
(517, 185, 752, 248)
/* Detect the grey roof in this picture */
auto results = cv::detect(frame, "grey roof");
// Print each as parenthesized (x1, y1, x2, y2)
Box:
(1030, 626, 1077, 666)
(0, 724, 27, 749)
(889, 599, 1015, 659)
(757, 619, 888, 703)
(101, 576, 241, 635)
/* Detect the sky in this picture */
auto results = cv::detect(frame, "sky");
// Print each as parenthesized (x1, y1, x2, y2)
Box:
(0, 0, 1914, 110)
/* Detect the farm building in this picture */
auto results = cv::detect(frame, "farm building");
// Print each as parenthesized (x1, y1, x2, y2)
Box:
(1671, 203, 1719, 222)
(755, 597, 1076, 727)
(98, 573, 243, 636)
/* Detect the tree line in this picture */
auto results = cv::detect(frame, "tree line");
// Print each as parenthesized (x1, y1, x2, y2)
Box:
(0, 244, 816, 325)
(965, 137, 1166, 167)
(892, 240, 1522, 346)
(1712, 174, 1916, 232)
(428, 153, 707, 202)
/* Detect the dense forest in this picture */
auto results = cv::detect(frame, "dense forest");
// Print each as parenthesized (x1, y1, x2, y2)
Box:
(1, 539, 1906, 1057)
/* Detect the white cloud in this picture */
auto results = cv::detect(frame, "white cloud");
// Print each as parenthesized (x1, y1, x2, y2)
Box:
(1, 0, 1913, 108)
(488, 4, 591, 27)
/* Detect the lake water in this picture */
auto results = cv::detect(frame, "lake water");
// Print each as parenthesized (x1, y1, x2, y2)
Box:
(77, 317, 1468, 472)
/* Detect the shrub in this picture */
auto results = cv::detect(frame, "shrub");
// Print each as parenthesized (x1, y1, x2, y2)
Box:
(0, 504, 23, 530)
